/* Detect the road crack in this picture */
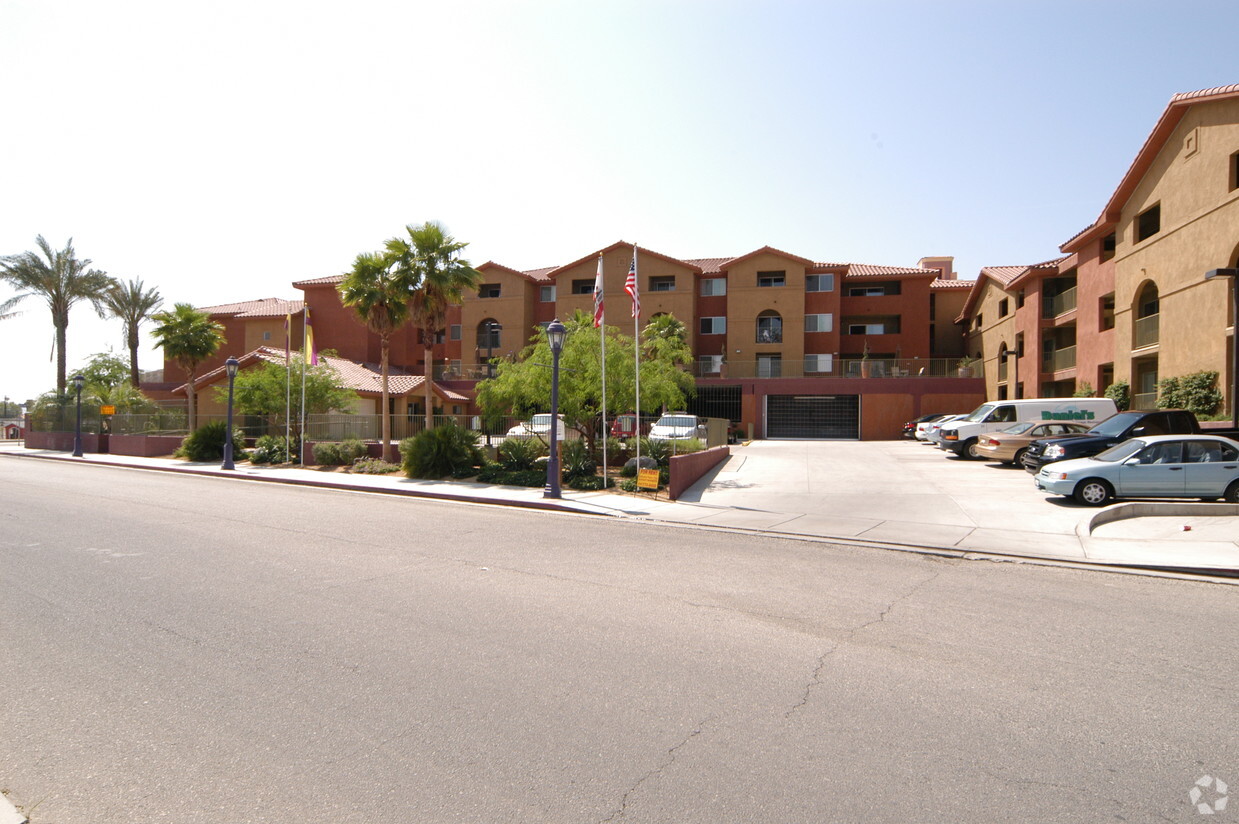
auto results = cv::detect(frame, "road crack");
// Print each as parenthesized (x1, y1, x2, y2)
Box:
(600, 716, 714, 822)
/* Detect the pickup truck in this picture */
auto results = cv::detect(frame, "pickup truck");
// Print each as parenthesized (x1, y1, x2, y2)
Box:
(1021, 409, 1202, 473)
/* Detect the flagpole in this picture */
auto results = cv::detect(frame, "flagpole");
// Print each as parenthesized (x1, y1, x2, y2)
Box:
(300, 307, 310, 464)
(631, 244, 640, 471)
(595, 253, 608, 488)
(285, 313, 292, 463)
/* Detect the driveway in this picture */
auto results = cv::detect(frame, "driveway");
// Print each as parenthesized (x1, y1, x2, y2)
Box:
(683, 439, 1090, 554)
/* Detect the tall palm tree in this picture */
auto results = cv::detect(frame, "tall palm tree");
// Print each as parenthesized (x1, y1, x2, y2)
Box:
(0, 236, 116, 393)
(150, 303, 225, 431)
(386, 221, 482, 430)
(338, 251, 411, 462)
(0, 294, 22, 321)
(102, 278, 163, 387)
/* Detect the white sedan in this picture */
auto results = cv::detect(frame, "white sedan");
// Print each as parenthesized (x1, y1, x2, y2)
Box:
(1033, 434, 1239, 506)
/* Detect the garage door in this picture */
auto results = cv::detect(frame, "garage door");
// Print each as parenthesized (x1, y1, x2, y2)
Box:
(766, 395, 859, 439)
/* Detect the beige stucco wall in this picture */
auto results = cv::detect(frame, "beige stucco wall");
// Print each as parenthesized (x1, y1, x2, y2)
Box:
(725, 251, 808, 368)
(964, 278, 1018, 396)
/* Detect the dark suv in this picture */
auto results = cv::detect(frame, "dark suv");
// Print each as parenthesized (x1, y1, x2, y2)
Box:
(1021, 409, 1201, 473)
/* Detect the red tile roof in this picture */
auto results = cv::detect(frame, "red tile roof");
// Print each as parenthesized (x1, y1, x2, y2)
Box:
(199, 298, 303, 318)
(174, 347, 469, 402)
(545, 241, 704, 279)
(721, 245, 815, 269)
(845, 263, 940, 278)
(930, 278, 975, 290)
(683, 258, 732, 275)
(292, 274, 345, 288)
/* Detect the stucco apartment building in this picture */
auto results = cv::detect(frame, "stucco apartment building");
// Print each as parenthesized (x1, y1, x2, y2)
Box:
(960, 84, 1239, 414)
(162, 243, 981, 440)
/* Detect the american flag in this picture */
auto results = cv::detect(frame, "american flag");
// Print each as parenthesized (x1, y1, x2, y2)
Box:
(625, 248, 640, 319)
(593, 254, 605, 328)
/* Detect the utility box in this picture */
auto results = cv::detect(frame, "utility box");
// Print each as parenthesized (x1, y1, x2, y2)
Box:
(703, 417, 729, 447)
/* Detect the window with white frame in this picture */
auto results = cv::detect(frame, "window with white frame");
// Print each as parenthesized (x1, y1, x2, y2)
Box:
(449, 324, 461, 341)
(699, 354, 723, 374)
(700, 278, 727, 296)
(649, 276, 675, 292)
(804, 354, 833, 374)
(699, 317, 726, 335)
(805, 313, 833, 333)
(540, 285, 556, 302)
(758, 271, 786, 288)
(806, 274, 835, 292)
(848, 322, 885, 335)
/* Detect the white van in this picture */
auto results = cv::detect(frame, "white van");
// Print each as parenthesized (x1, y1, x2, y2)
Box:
(938, 398, 1117, 459)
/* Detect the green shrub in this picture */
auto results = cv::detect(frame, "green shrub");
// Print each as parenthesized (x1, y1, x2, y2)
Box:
(669, 437, 705, 454)
(497, 437, 544, 471)
(1157, 371, 1223, 416)
(176, 420, 246, 462)
(620, 478, 639, 492)
(450, 465, 479, 479)
(312, 441, 340, 465)
(401, 424, 482, 478)
(567, 475, 612, 491)
(639, 437, 672, 467)
(503, 469, 547, 487)
(249, 434, 293, 465)
(561, 439, 597, 482)
(314, 439, 368, 466)
(1072, 382, 1095, 398)
(1104, 381, 1130, 412)
(351, 458, 400, 475)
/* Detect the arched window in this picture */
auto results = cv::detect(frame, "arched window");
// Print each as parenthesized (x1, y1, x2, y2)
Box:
(476, 319, 501, 349)
(756, 310, 782, 344)
(1134, 282, 1159, 348)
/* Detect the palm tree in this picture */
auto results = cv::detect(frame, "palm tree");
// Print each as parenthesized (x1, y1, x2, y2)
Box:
(338, 251, 411, 462)
(0, 236, 116, 393)
(150, 303, 225, 431)
(386, 221, 482, 430)
(102, 278, 163, 387)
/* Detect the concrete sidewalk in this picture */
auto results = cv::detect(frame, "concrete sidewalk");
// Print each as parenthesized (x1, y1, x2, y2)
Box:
(2, 440, 1237, 577)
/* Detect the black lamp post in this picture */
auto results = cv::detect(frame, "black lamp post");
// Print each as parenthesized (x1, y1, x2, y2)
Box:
(71, 373, 84, 457)
(544, 318, 566, 499)
(1205, 268, 1239, 430)
(222, 356, 240, 470)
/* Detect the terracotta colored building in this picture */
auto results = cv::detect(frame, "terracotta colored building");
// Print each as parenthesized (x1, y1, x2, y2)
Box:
(959, 84, 1239, 417)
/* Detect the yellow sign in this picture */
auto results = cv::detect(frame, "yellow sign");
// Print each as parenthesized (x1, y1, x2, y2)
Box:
(637, 468, 660, 490)
(100, 405, 116, 415)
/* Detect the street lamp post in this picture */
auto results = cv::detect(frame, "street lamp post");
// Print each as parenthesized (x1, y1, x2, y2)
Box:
(222, 356, 240, 471)
(71, 373, 84, 457)
(1205, 268, 1239, 430)
(544, 318, 566, 499)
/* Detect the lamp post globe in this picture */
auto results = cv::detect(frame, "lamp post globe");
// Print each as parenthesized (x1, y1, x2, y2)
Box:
(544, 318, 567, 499)
(71, 373, 85, 457)
(222, 356, 240, 471)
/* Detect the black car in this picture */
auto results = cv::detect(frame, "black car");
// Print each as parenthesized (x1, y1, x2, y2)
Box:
(1021, 409, 1201, 473)
(902, 413, 947, 439)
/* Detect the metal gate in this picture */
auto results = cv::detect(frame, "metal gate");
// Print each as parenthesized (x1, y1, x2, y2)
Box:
(765, 394, 859, 439)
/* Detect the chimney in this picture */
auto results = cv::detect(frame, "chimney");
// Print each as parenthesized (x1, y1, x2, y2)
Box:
(918, 256, 955, 280)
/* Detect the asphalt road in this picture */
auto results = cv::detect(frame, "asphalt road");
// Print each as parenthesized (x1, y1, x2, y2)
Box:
(1, 458, 1236, 823)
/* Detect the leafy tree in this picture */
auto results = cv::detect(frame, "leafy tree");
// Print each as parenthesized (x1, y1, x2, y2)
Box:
(386, 221, 482, 431)
(219, 358, 357, 430)
(101, 278, 163, 387)
(75, 350, 131, 390)
(151, 303, 225, 431)
(475, 310, 695, 453)
(338, 251, 410, 462)
(1104, 380, 1130, 412)
(0, 236, 117, 393)
(1157, 371, 1224, 417)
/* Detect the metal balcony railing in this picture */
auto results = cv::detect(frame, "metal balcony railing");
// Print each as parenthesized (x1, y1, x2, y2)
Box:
(1134, 314, 1160, 348)
(1042, 286, 1078, 318)
(1132, 392, 1158, 410)
(1041, 345, 1077, 373)
(691, 357, 967, 379)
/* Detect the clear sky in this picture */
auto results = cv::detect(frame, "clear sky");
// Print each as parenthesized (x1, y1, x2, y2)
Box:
(2, 0, 1236, 403)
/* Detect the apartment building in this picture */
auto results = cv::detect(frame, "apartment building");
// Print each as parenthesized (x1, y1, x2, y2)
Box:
(961, 84, 1239, 415)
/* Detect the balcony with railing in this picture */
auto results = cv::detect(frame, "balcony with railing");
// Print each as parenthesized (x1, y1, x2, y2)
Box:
(1132, 392, 1157, 409)
(692, 357, 968, 379)
(1133, 313, 1160, 348)
(1041, 345, 1077, 373)
(1042, 286, 1077, 319)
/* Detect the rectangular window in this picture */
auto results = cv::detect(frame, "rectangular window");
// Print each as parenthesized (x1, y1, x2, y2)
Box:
(805, 274, 835, 292)
(1100, 293, 1115, 330)
(757, 271, 785, 288)
(449, 324, 462, 341)
(1101, 232, 1116, 262)
(479, 283, 501, 298)
(700, 278, 727, 297)
(540, 285, 556, 302)
(434, 330, 445, 344)
(805, 313, 833, 333)
(571, 279, 593, 295)
(262, 331, 272, 341)
(847, 281, 900, 297)
(699, 317, 726, 335)
(1230, 151, 1239, 191)
(1017, 290, 1026, 309)
(698, 354, 723, 374)
(648, 276, 675, 292)
(848, 323, 885, 335)
(1136, 204, 1161, 242)
(756, 354, 782, 377)
(804, 354, 833, 374)
(973, 314, 983, 330)
(998, 298, 1009, 318)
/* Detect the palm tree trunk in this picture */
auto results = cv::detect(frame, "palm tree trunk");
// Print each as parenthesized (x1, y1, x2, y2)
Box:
(55, 317, 68, 395)
(128, 327, 141, 387)
(423, 339, 434, 432)
(186, 370, 197, 432)
(380, 336, 391, 463)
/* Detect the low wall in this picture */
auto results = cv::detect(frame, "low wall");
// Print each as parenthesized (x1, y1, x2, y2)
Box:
(109, 434, 185, 457)
(24, 431, 107, 453)
(668, 446, 730, 500)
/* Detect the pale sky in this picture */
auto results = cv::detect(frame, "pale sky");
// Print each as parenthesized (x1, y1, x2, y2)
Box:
(2, 0, 1237, 403)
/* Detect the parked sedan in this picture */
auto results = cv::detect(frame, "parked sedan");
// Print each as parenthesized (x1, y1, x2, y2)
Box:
(918, 413, 965, 442)
(648, 414, 707, 442)
(975, 421, 1092, 465)
(1033, 434, 1239, 505)
(505, 414, 566, 441)
(903, 413, 947, 439)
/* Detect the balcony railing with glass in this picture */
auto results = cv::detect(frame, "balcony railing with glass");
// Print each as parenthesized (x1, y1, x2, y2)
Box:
(1042, 286, 1078, 318)
(1041, 345, 1077, 373)
(691, 357, 966, 379)
(1133, 314, 1160, 348)
(1132, 392, 1157, 410)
